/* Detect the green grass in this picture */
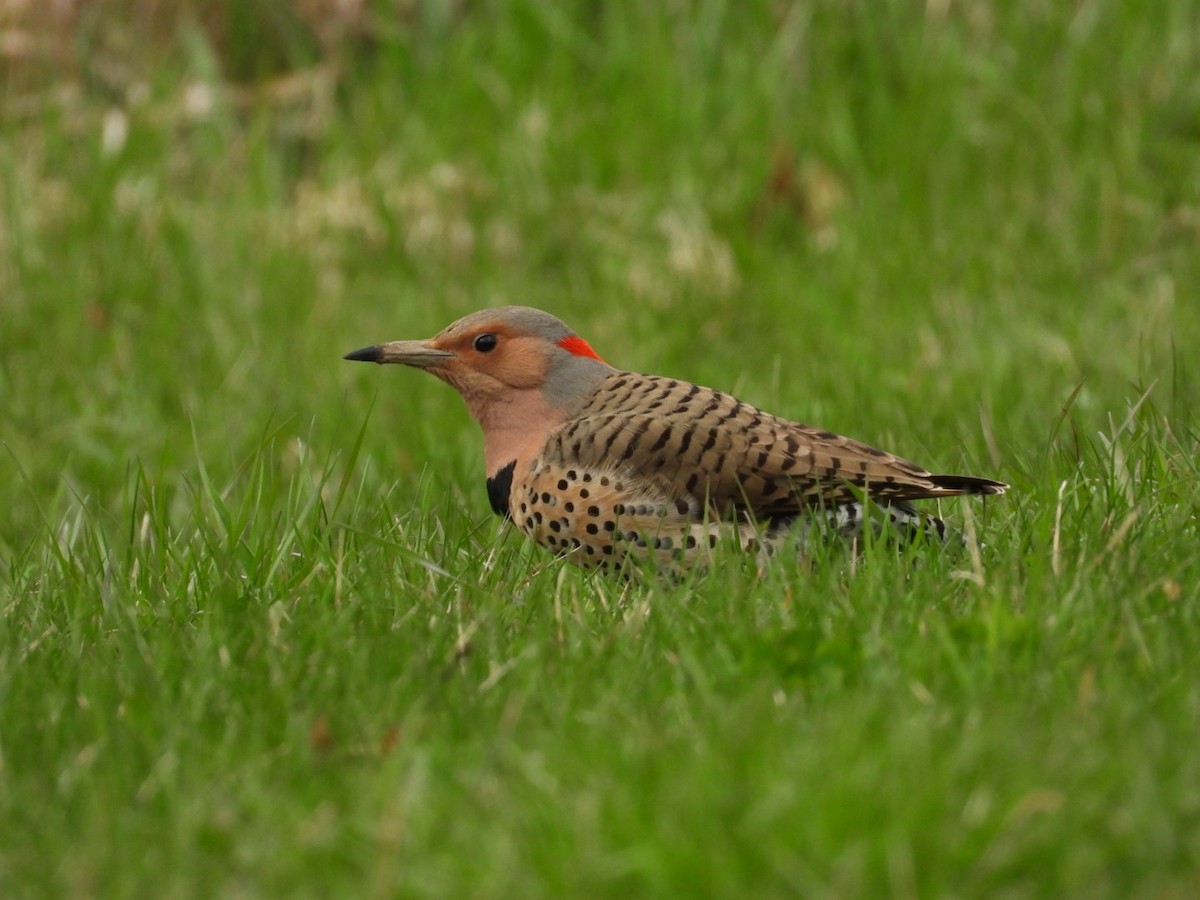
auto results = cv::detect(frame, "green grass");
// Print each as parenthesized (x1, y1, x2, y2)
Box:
(3, 1, 1200, 896)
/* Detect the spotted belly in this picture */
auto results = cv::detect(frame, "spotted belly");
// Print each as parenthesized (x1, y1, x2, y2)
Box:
(495, 457, 958, 575)
(508, 457, 755, 574)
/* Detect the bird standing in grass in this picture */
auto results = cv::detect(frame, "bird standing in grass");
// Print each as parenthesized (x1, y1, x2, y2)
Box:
(345, 307, 1006, 574)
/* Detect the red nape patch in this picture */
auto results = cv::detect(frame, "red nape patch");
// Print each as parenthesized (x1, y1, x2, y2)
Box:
(557, 335, 605, 362)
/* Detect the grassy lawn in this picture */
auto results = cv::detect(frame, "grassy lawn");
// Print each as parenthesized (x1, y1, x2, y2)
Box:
(2, 1, 1199, 896)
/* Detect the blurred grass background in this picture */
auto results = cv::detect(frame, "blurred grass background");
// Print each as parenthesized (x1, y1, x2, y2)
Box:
(2, 1, 1199, 896)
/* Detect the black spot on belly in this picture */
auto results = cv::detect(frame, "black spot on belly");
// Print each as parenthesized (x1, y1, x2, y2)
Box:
(486, 460, 516, 519)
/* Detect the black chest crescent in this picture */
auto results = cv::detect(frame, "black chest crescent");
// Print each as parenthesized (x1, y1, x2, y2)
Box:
(486, 460, 516, 518)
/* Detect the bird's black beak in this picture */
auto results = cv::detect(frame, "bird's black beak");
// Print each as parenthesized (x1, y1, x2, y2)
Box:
(343, 346, 382, 363)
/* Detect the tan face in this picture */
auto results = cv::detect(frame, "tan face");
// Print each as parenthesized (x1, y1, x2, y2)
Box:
(424, 321, 552, 394)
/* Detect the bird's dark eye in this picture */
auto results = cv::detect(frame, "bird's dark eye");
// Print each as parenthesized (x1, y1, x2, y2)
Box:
(473, 333, 498, 353)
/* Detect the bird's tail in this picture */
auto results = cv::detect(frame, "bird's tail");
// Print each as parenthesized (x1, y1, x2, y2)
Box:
(926, 474, 1007, 496)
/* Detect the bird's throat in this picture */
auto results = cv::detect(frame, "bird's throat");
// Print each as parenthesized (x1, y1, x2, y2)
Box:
(475, 389, 565, 475)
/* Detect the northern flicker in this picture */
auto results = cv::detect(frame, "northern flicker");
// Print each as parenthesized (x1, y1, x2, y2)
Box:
(345, 307, 1006, 574)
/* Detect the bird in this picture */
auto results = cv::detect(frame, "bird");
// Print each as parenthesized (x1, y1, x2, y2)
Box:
(345, 306, 1006, 575)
